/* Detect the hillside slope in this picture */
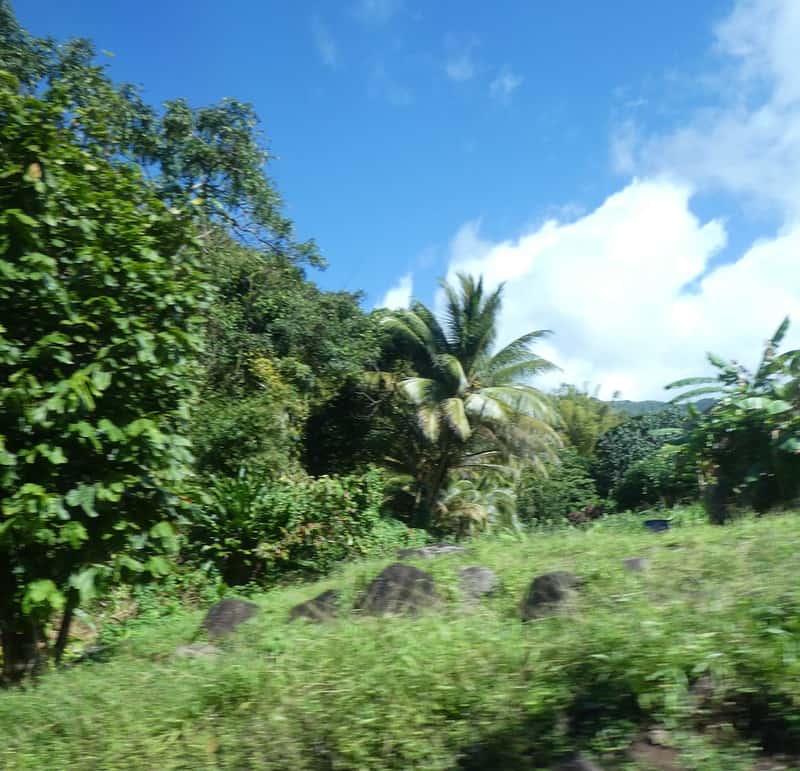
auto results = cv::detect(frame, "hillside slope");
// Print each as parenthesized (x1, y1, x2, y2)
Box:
(2, 509, 800, 770)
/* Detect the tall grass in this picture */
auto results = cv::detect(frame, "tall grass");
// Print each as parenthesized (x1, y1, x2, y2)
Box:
(2, 509, 800, 769)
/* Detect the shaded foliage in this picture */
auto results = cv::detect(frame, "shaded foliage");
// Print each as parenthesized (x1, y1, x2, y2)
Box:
(193, 235, 380, 476)
(517, 449, 601, 525)
(592, 406, 687, 501)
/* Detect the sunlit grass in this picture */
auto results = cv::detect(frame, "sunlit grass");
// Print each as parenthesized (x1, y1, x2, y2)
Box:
(2, 508, 800, 769)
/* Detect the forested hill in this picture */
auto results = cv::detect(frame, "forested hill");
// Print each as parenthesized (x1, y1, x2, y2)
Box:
(608, 398, 715, 417)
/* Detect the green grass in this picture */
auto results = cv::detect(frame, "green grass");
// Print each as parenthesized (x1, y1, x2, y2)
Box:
(3, 508, 800, 770)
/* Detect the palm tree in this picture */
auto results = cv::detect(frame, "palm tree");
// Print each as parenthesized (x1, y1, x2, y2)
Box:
(553, 383, 624, 459)
(379, 273, 561, 526)
(667, 317, 800, 521)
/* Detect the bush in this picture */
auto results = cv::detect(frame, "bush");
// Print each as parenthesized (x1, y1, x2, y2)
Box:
(356, 517, 428, 558)
(187, 468, 388, 584)
(190, 393, 305, 478)
(517, 449, 601, 525)
(614, 444, 698, 511)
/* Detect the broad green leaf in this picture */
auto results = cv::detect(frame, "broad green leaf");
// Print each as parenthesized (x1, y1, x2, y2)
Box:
(22, 579, 65, 614)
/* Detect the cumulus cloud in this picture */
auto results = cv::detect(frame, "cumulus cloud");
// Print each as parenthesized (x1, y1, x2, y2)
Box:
(311, 16, 338, 68)
(378, 273, 413, 310)
(440, 0, 800, 399)
(444, 180, 800, 399)
(630, 0, 800, 218)
(490, 68, 522, 103)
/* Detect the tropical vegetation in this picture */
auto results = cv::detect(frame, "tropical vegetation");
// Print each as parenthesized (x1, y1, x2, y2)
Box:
(2, 10, 800, 768)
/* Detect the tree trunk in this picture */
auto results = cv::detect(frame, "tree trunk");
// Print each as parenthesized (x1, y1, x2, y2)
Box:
(0, 566, 46, 684)
(1, 610, 44, 684)
(418, 438, 455, 530)
(53, 591, 78, 665)
(704, 481, 730, 525)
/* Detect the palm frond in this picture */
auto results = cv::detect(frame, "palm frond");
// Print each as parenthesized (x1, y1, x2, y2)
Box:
(488, 357, 558, 385)
(441, 397, 471, 440)
(669, 385, 723, 403)
(464, 392, 506, 422)
(417, 403, 441, 442)
(399, 377, 439, 405)
(434, 353, 469, 393)
(487, 329, 553, 371)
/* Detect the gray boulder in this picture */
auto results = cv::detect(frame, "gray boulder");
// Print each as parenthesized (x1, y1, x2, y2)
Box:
(175, 642, 221, 659)
(397, 544, 467, 559)
(622, 556, 648, 572)
(200, 598, 259, 640)
(355, 563, 439, 616)
(520, 571, 582, 621)
(289, 589, 340, 623)
(460, 566, 499, 600)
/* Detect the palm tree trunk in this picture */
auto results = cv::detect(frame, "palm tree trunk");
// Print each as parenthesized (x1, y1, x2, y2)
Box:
(419, 434, 455, 529)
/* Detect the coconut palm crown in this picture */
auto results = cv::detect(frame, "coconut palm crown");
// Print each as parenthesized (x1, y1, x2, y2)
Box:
(382, 273, 559, 445)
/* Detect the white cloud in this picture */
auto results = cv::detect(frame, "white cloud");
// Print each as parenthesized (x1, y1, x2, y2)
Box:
(311, 16, 338, 68)
(490, 68, 522, 103)
(628, 0, 800, 219)
(353, 0, 402, 25)
(438, 0, 800, 399)
(444, 179, 800, 399)
(445, 52, 475, 82)
(378, 273, 413, 310)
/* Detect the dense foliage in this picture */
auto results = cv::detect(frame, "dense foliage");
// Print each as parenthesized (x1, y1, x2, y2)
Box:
(0, 74, 206, 679)
(668, 318, 800, 522)
(192, 236, 380, 477)
(553, 384, 624, 459)
(517, 448, 601, 525)
(187, 468, 422, 584)
(4, 1, 800, 711)
(613, 443, 697, 511)
(592, 405, 687, 501)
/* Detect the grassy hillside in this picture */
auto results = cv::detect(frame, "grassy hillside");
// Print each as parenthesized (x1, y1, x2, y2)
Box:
(2, 508, 800, 770)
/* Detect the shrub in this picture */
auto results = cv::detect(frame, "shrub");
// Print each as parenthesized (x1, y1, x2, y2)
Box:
(187, 468, 387, 584)
(356, 517, 428, 558)
(517, 449, 601, 525)
(614, 444, 698, 511)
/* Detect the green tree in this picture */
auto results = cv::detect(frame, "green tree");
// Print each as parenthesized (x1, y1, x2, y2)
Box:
(614, 444, 697, 511)
(553, 383, 624, 459)
(517, 448, 601, 525)
(667, 318, 800, 523)
(0, 2, 319, 267)
(592, 406, 687, 502)
(0, 75, 207, 680)
(192, 234, 380, 477)
(378, 274, 560, 526)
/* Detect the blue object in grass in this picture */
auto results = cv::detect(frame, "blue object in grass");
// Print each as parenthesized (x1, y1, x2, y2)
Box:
(643, 518, 670, 533)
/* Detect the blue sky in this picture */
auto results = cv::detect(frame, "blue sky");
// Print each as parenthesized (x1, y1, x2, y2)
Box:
(17, 0, 800, 398)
